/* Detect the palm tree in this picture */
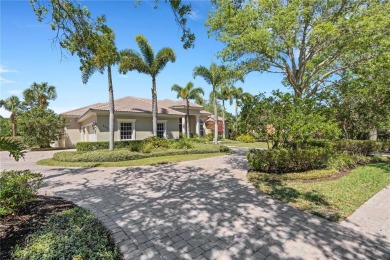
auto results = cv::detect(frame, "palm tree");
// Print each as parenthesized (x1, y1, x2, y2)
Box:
(232, 86, 243, 120)
(81, 25, 119, 151)
(119, 34, 176, 136)
(193, 63, 228, 143)
(216, 85, 234, 139)
(0, 96, 23, 137)
(23, 82, 57, 107)
(171, 82, 204, 138)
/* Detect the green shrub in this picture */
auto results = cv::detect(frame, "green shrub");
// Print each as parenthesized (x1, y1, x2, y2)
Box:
(205, 133, 214, 141)
(76, 140, 144, 151)
(381, 141, 390, 152)
(173, 138, 195, 149)
(13, 207, 118, 259)
(334, 140, 382, 155)
(237, 135, 255, 143)
(53, 144, 230, 162)
(247, 148, 332, 173)
(0, 170, 43, 215)
(302, 139, 334, 149)
(219, 145, 231, 152)
(143, 136, 171, 149)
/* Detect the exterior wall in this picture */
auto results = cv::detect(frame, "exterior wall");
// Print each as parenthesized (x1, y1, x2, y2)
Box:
(96, 114, 180, 141)
(59, 117, 80, 148)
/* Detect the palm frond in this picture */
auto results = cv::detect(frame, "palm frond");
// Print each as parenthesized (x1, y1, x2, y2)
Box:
(119, 49, 150, 74)
(193, 66, 213, 85)
(0, 136, 25, 161)
(153, 48, 176, 76)
(81, 59, 98, 84)
(135, 34, 155, 67)
(171, 84, 184, 99)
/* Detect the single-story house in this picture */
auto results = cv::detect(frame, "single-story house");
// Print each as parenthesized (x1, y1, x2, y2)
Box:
(58, 96, 214, 148)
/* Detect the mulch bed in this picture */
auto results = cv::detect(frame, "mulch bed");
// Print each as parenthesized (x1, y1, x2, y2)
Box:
(0, 195, 75, 259)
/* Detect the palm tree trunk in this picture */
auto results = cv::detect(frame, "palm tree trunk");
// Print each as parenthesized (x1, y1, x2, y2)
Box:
(213, 90, 218, 143)
(108, 66, 115, 151)
(11, 113, 16, 138)
(222, 100, 226, 139)
(152, 77, 157, 136)
(235, 98, 238, 133)
(186, 99, 190, 138)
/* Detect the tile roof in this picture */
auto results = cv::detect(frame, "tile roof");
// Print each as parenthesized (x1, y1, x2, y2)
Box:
(159, 99, 203, 109)
(61, 102, 104, 116)
(61, 96, 189, 117)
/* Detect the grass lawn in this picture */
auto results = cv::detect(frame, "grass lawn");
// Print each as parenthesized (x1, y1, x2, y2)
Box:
(252, 162, 390, 221)
(37, 152, 227, 167)
(221, 139, 269, 148)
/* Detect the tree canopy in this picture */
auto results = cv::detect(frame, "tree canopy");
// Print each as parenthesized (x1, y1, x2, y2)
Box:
(207, 0, 390, 97)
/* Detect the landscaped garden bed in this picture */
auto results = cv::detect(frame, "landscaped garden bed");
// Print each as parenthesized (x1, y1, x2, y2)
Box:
(38, 137, 231, 167)
(0, 170, 120, 259)
(247, 139, 390, 221)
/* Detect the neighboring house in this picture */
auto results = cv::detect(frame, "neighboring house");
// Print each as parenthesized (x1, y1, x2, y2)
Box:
(58, 96, 211, 148)
(205, 115, 229, 137)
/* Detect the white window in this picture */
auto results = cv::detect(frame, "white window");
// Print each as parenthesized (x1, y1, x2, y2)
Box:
(157, 120, 167, 138)
(118, 119, 136, 140)
(120, 122, 132, 140)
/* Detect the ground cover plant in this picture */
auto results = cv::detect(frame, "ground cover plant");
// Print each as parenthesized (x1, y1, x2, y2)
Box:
(12, 207, 120, 259)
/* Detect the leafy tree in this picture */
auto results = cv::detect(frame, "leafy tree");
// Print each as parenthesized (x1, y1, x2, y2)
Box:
(0, 96, 23, 137)
(241, 91, 340, 149)
(171, 82, 204, 138)
(0, 136, 25, 161)
(119, 35, 176, 136)
(193, 63, 228, 143)
(30, 1, 119, 150)
(207, 0, 390, 97)
(0, 117, 12, 137)
(216, 85, 234, 139)
(18, 107, 66, 148)
(23, 82, 57, 108)
(30, 0, 195, 49)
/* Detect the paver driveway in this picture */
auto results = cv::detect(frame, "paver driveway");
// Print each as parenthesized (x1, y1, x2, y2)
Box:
(1, 149, 389, 259)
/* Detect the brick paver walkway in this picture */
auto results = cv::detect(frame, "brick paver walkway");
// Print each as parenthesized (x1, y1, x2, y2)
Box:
(1, 149, 389, 259)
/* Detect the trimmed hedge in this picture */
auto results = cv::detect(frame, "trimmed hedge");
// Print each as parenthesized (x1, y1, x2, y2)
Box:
(76, 140, 144, 151)
(53, 145, 230, 162)
(236, 135, 256, 143)
(333, 140, 383, 155)
(247, 148, 332, 173)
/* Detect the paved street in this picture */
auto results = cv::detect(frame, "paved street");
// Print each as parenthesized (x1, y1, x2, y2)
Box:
(1, 149, 389, 259)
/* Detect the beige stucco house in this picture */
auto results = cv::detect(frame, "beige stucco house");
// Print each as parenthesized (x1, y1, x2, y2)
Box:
(58, 96, 212, 148)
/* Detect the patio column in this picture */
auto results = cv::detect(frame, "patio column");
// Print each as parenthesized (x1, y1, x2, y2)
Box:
(196, 115, 200, 136)
(182, 117, 186, 135)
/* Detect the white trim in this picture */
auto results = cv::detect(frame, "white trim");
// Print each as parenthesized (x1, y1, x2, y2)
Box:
(117, 119, 136, 140)
(157, 120, 167, 138)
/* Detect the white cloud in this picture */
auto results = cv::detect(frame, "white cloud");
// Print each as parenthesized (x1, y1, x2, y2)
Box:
(0, 108, 11, 118)
(0, 77, 15, 84)
(0, 65, 17, 74)
(189, 10, 202, 21)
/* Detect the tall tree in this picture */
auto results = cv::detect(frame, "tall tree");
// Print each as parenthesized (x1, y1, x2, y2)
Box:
(23, 82, 57, 108)
(216, 85, 234, 139)
(80, 25, 119, 150)
(0, 96, 23, 137)
(207, 0, 390, 98)
(171, 82, 204, 138)
(193, 63, 228, 143)
(119, 35, 176, 136)
(30, 1, 118, 150)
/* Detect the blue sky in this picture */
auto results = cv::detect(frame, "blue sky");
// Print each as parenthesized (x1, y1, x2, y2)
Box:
(0, 0, 284, 117)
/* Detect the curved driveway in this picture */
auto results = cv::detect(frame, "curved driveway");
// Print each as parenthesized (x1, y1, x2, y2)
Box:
(1, 149, 389, 260)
